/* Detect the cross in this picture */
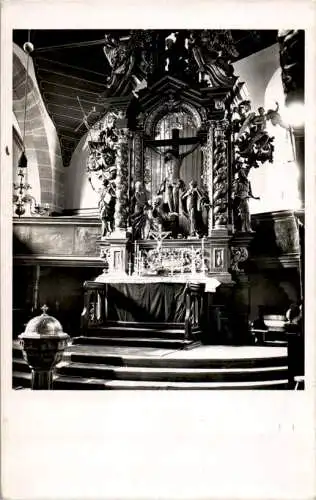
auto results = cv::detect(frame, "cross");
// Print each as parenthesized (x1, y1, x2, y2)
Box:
(41, 304, 49, 315)
(146, 127, 199, 155)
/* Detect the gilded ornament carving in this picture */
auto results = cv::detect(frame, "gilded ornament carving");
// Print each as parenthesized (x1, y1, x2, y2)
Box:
(187, 30, 238, 88)
(139, 247, 205, 275)
(230, 246, 248, 272)
(100, 247, 110, 263)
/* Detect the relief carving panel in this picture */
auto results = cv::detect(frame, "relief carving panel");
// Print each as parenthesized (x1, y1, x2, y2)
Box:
(74, 226, 100, 256)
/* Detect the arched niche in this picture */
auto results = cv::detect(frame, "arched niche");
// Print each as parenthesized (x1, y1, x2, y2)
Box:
(143, 103, 204, 200)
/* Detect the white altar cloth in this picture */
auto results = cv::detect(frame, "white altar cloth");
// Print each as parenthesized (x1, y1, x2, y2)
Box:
(94, 272, 221, 293)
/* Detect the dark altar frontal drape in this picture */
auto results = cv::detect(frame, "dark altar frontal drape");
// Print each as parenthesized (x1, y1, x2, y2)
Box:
(106, 283, 186, 322)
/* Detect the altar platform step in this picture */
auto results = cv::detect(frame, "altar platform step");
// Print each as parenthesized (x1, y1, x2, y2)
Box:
(12, 371, 291, 390)
(62, 344, 288, 369)
(72, 336, 195, 349)
(80, 320, 202, 348)
(85, 325, 187, 339)
(13, 342, 298, 390)
(54, 360, 288, 383)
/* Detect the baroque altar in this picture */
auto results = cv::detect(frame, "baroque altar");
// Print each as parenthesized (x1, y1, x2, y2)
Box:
(82, 30, 280, 343)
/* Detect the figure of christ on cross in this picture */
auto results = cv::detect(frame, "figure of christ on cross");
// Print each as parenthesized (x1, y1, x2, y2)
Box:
(147, 128, 200, 217)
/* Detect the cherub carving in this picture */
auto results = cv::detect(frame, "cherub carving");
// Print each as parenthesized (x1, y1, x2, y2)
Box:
(237, 102, 288, 141)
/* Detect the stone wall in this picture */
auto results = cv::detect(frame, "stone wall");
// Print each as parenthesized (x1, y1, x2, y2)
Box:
(13, 43, 64, 212)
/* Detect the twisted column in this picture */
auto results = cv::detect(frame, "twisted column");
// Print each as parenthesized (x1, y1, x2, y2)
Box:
(201, 123, 214, 236)
(113, 130, 130, 235)
(212, 121, 229, 230)
(133, 131, 143, 183)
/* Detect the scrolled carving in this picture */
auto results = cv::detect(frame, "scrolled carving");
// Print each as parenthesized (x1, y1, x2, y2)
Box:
(100, 247, 110, 262)
(230, 246, 248, 272)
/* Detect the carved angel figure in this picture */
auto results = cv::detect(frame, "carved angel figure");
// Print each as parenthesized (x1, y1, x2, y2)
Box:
(188, 30, 237, 87)
(234, 101, 277, 163)
(103, 35, 133, 91)
(237, 102, 288, 141)
(103, 32, 149, 97)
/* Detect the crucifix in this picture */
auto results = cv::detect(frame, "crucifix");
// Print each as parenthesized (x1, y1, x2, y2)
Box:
(146, 127, 200, 178)
(147, 127, 201, 216)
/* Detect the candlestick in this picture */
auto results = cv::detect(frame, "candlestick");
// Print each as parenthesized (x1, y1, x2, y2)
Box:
(201, 238, 205, 274)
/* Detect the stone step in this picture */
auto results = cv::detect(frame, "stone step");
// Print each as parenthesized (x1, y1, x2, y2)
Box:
(12, 371, 291, 390)
(85, 325, 186, 339)
(99, 321, 185, 330)
(13, 358, 31, 373)
(72, 336, 195, 349)
(55, 361, 289, 383)
(65, 347, 288, 369)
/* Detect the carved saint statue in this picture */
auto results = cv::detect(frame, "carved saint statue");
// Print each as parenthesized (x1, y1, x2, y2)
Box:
(98, 167, 117, 238)
(130, 181, 152, 240)
(181, 180, 209, 237)
(157, 149, 188, 215)
(232, 168, 260, 233)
